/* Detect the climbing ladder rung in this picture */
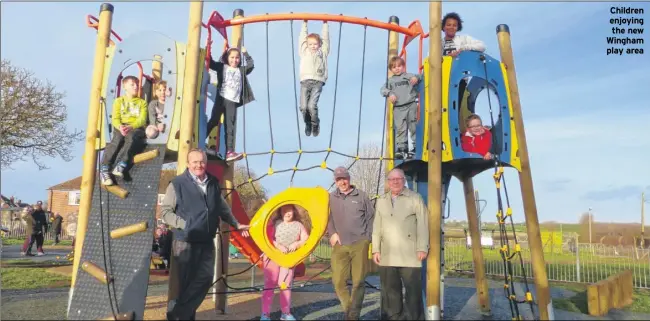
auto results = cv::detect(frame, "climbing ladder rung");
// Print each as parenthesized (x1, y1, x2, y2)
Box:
(82, 261, 111, 285)
(110, 221, 148, 239)
(133, 149, 159, 164)
(101, 185, 129, 199)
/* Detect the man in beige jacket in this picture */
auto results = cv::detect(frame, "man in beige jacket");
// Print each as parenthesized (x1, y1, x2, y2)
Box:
(372, 168, 428, 320)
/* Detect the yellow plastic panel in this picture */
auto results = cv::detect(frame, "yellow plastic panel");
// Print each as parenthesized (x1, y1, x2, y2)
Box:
(499, 63, 521, 171)
(386, 98, 394, 172)
(95, 44, 116, 150)
(166, 42, 186, 152)
(421, 56, 452, 163)
(249, 187, 330, 269)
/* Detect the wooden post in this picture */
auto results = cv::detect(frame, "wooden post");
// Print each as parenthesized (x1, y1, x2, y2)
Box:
(497, 24, 554, 320)
(426, 2, 443, 320)
(71, 3, 114, 289)
(213, 8, 244, 313)
(462, 177, 491, 315)
(176, 1, 204, 174)
(384, 15, 400, 188)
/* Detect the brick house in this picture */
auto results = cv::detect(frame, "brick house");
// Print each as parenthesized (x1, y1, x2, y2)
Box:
(47, 170, 177, 228)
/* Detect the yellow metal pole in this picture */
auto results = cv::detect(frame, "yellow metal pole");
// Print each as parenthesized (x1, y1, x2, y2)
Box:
(497, 24, 554, 320)
(71, 3, 114, 289)
(384, 16, 400, 191)
(176, 1, 204, 174)
(426, 1, 442, 319)
(462, 177, 491, 315)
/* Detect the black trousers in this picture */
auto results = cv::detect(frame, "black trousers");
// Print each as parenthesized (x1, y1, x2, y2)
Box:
(166, 240, 216, 321)
(101, 127, 146, 167)
(206, 98, 238, 152)
(379, 266, 424, 320)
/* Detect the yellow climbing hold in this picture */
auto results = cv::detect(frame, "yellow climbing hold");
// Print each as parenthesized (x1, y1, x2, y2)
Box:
(270, 149, 275, 154)
(280, 282, 288, 290)
(320, 161, 327, 169)
(268, 168, 274, 176)
(248, 187, 330, 268)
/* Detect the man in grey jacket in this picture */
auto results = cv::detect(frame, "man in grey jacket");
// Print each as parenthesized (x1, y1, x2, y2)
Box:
(161, 148, 249, 321)
(327, 166, 375, 320)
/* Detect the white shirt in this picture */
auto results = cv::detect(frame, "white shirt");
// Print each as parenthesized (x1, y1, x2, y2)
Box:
(189, 172, 208, 195)
(440, 34, 487, 55)
(219, 65, 242, 103)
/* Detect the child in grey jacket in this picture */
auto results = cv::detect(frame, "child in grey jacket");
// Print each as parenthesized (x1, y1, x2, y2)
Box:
(299, 21, 329, 137)
(380, 56, 422, 160)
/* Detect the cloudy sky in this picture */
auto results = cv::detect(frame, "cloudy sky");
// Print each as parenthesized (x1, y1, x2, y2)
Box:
(2, 2, 648, 224)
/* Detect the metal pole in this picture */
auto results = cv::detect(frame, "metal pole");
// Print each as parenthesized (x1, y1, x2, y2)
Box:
(496, 24, 554, 320)
(426, 2, 443, 320)
(70, 2, 114, 290)
(641, 192, 645, 249)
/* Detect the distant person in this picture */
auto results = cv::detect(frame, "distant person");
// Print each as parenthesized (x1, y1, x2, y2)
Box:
(327, 166, 375, 320)
(372, 168, 429, 320)
(298, 20, 330, 137)
(205, 47, 256, 162)
(260, 204, 309, 321)
(31, 201, 48, 255)
(441, 12, 486, 57)
(146, 80, 171, 139)
(460, 114, 493, 160)
(20, 207, 35, 256)
(100, 75, 148, 186)
(51, 212, 63, 245)
(380, 57, 422, 160)
(161, 148, 250, 320)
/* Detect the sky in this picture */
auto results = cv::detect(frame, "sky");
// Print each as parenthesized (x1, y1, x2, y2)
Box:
(1, 2, 649, 225)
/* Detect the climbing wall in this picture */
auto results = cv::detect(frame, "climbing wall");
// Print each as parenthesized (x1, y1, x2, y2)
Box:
(68, 145, 166, 320)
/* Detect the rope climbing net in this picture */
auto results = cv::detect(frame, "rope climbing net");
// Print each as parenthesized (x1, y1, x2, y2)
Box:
(479, 56, 537, 320)
(199, 12, 426, 298)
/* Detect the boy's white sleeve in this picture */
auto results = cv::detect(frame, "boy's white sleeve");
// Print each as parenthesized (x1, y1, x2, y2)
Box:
(321, 23, 330, 56)
(299, 22, 308, 56)
(461, 35, 486, 52)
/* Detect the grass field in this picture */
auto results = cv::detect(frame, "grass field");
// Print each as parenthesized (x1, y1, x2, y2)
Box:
(2, 237, 72, 246)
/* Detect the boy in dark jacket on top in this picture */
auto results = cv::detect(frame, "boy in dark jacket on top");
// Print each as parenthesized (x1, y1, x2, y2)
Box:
(380, 56, 422, 160)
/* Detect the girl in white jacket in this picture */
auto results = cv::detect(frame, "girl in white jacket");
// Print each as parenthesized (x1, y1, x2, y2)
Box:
(441, 12, 486, 57)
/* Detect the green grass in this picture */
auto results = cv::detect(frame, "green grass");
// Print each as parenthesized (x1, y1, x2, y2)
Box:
(0, 266, 71, 290)
(1, 237, 72, 246)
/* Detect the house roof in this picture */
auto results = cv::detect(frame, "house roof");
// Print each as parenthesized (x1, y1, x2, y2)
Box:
(49, 169, 178, 194)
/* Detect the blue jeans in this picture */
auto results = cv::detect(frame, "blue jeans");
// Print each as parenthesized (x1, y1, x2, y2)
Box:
(299, 79, 324, 127)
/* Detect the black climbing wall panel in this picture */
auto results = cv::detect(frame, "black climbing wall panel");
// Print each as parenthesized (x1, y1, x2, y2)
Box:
(68, 145, 166, 320)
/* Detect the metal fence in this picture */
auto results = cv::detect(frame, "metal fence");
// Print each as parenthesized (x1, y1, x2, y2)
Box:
(1, 220, 74, 241)
(445, 237, 650, 289)
(310, 237, 650, 289)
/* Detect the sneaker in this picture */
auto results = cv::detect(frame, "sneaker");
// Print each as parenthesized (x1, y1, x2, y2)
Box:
(20, 252, 25, 256)
(280, 313, 297, 321)
(311, 124, 320, 137)
(26, 252, 35, 257)
(37, 252, 45, 256)
(260, 314, 271, 321)
(394, 151, 404, 160)
(305, 123, 312, 136)
(226, 151, 244, 162)
(100, 168, 114, 186)
(112, 161, 127, 178)
(408, 148, 416, 159)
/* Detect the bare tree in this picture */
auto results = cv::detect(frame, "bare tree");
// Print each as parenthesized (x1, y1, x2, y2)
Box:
(343, 142, 385, 196)
(233, 164, 268, 217)
(1, 59, 84, 170)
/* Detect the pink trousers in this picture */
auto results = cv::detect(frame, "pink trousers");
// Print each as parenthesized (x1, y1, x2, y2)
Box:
(261, 257, 295, 315)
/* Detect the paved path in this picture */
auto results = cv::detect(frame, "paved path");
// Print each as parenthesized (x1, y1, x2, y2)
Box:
(1, 245, 71, 262)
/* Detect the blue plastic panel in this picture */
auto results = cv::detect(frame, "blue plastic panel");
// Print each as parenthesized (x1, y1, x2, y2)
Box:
(102, 31, 179, 147)
(447, 51, 512, 165)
